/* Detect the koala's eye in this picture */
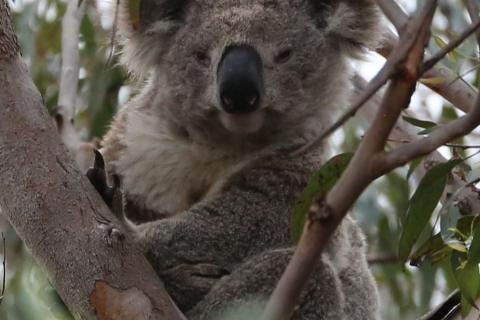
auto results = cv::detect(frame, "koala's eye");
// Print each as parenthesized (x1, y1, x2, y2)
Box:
(274, 48, 293, 64)
(193, 50, 211, 67)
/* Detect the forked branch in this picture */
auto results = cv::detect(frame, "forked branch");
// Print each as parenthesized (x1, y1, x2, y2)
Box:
(263, 1, 480, 319)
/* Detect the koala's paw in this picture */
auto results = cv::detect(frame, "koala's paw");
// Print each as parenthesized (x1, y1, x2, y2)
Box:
(164, 263, 229, 290)
(161, 263, 231, 310)
(86, 150, 123, 220)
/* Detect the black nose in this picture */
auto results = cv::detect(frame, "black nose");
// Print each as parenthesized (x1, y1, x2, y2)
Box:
(217, 45, 264, 114)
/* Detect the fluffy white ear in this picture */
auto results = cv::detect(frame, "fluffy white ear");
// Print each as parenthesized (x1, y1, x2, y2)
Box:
(115, 0, 189, 78)
(307, 0, 382, 58)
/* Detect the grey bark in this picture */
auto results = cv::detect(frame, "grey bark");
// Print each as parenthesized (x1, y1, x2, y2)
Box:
(0, 1, 184, 319)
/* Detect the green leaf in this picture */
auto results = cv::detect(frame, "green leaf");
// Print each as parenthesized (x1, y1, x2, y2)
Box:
(441, 206, 462, 240)
(402, 116, 437, 130)
(468, 224, 480, 265)
(418, 126, 439, 136)
(433, 35, 459, 63)
(451, 250, 480, 312)
(407, 157, 423, 181)
(446, 240, 467, 253)
(291, 153, 353, 242)
(410, 233, 449, 266)
(399, 159, 462, 261)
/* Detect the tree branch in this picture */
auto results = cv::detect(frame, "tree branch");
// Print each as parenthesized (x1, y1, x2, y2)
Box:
(0, 1, 185, 319)
(263, 2, 439, 319)
(294, 5, 480, 156)
(381, 95, 480, 170)
(55, 0, 97, 172)
(464, 0, 480, 47)
(377, 4, 477, 114)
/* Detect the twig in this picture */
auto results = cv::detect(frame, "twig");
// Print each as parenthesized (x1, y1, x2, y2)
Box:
(387, 137, 480, 149)
(294, 8, 480, 157)
(376, 0, 408, 31)
(422, 20, 480, 72)
(379, 27, 477, 115)
(465, 0, 480, 48)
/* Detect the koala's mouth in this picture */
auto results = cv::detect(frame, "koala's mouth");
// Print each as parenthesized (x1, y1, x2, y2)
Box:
(219, 110, 266, 134)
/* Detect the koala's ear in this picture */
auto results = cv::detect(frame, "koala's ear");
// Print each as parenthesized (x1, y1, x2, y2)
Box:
(115, 0, 190, 78)
(307, 0, 382, 58)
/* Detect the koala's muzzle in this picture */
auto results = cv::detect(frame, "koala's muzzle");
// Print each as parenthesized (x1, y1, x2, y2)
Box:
(217, 45, 264, 114)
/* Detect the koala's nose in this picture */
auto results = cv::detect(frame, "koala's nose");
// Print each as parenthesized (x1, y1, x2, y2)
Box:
(217, 45, 264, 114)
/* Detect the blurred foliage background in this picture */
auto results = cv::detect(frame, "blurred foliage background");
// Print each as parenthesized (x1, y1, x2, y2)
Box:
(1, 0, 479, 319)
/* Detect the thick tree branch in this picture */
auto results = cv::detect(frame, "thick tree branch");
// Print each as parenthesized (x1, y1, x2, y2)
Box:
(0, 1, 185, 319)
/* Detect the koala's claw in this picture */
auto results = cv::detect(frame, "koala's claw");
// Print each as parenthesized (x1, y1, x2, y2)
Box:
(87, 150, 111, 203)
(87, 150, 124, 220)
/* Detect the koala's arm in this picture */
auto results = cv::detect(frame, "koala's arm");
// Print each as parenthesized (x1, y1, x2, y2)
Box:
(133, 153, 314, 271)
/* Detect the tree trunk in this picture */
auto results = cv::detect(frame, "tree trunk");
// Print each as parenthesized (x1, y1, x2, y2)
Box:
(0, 1, 185, 319)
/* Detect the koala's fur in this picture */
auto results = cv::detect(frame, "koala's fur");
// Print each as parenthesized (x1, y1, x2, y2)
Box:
(101, 0, 381, 319)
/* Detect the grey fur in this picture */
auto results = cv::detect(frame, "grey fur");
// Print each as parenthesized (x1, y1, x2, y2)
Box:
(101, 0, 381, 318)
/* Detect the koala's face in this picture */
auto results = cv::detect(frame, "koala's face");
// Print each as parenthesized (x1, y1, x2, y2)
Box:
(119, 0, 380, 142)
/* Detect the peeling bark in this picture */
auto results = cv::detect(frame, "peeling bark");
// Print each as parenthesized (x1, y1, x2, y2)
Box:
(0, 1, 184, 319)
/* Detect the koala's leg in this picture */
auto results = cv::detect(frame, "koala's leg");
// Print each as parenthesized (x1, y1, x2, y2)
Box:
(187, 248, 348, 320)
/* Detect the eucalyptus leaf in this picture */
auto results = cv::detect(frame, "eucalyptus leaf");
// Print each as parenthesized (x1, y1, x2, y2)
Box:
(402, 116, 437, 130)
(291, 153, 353, 242)
(399, 159, 462, 261)
(407, 157, 423, 181)
(410, 233, 449, 267)
(451, 250, 480, 312)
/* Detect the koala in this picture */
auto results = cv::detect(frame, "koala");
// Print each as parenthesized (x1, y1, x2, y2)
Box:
(97, 0, 381, 319)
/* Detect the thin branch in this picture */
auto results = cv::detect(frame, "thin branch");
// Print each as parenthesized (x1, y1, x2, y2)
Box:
(465, 0, 480, 48)
(388, 137, 480, 149)
(422, 19, 480, 72)
(292, 57, 396, 155)
(381, 6, 480, 171)
(293, 12, 480, 157)
(380, 31, 477, 115)
(376, 0, 409, 31)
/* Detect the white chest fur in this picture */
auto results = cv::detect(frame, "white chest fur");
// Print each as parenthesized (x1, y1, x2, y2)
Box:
(112, 110, 244, 216)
